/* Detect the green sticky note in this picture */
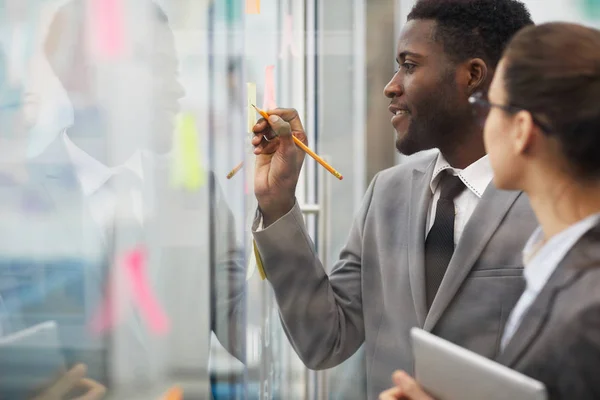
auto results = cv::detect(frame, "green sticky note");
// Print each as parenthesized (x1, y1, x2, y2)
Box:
(171, 113, 205, 191)
(582, 0, 600, 19)
(226, 0, 242, 24)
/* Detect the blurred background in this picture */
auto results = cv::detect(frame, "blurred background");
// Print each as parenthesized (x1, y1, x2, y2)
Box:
(0, 0, 599, 399)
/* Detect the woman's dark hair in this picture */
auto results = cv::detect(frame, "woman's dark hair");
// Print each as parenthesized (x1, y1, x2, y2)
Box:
(503, 22, 600, 180)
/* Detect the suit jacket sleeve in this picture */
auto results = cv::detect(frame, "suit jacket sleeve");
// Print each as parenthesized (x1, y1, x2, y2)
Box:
(552, 305, 600, 400)
(525, 304, 600, 400)
(252, 173, 380, 369)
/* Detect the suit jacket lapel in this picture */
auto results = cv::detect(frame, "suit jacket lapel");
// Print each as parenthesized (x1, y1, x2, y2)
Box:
(408, 159, 436, 326)
(494, 279, 559, 367)
(423, 185, 522, 331)
(497, 224, 600, 366)
(496, 265, 581, 367)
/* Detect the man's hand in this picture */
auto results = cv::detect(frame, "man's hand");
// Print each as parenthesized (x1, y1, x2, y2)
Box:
(252, 108, 307, 227)
(32, 364, 106, 400)
(379, 371, 435, 400)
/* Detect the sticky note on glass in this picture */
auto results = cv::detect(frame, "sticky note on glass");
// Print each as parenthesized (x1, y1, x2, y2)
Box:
(171, 113, 206, 191)
(226, 0, 243, 23)
(162, 386, 183, 400)
(89, 246, 171, 336)
(262, 65, 277, 110)
(245, 0, 260, 14)
(279, 14, 300, 58)
(246, 248, 256, 281)
(89, 0, 126, 60)
(126, 248, 170, 334)
(582, 0, 600, 18)
(253, 240, 266, 280)
(247, 82, 257, 133)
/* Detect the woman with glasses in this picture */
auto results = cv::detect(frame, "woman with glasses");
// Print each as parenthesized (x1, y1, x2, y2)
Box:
(380, 22, 600, 400)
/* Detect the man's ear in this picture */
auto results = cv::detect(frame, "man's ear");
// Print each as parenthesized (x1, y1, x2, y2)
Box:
(464, 58, 488, 95)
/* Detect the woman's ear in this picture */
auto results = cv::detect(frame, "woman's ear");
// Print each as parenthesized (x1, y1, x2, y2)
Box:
(512, 110, 536, 155)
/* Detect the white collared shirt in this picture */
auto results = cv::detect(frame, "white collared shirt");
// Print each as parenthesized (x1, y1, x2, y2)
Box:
(63, 132, 146, 231)
(500, 212, 600, 350)
(426, 152, 494, 244)
(63, 133, 155, 347)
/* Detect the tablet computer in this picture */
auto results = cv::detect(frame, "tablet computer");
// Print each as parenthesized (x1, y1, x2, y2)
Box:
(0, 321, 66, 397)
(411, 328, 547, 400)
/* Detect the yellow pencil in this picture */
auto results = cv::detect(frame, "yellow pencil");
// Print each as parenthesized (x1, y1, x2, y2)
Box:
(251, 104, 343, 180)
(226, 161, 244, 179)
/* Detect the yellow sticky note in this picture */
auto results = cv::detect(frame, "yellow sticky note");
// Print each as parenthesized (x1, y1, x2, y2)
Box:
(245, 0, 260, 14)
(171, 112, 206, 191)
(247, 82, 257, 134)
(253, 240, 266, 280)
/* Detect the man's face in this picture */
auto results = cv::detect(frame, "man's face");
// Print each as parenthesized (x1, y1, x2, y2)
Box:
(94, 17, 184, 156)
(384, 19, 472, 155)
(46, 6, 184, 157)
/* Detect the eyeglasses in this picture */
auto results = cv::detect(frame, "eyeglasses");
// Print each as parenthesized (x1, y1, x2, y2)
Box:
(468, 91, 552, 134)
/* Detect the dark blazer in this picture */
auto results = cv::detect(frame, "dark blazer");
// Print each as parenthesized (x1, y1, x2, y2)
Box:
(497, 221, 600, 400)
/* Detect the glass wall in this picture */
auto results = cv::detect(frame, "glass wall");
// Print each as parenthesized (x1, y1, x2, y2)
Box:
(1, 0, 600, 399)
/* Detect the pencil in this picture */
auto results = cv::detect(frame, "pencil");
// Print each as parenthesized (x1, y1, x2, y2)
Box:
(226, 161, 244, 179)
(251, 104, 343, 180)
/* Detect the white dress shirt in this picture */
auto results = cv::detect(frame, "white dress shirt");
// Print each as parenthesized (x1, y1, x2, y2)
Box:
(63, 132, 146, 232)
(64, 132, 157, 348)
(500, 212, 600, 350)
(426, 152, 494, 244)
(254, 152, 493, 240)
(250, 152, 493, 281)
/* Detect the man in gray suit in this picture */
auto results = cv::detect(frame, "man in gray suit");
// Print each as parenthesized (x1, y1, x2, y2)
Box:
(251, 0, 536, 398)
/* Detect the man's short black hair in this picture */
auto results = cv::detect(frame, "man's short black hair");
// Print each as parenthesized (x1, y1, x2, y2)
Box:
(407, 0, 533, 68)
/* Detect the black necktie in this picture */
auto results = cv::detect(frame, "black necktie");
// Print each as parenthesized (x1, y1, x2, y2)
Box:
(105, 170, 148, 365)
(425, 172, 466, 310)
(107, 169, 144, 252)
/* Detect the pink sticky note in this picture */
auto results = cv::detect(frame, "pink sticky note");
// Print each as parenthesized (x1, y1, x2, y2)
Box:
(89, 246, 170, 336)
(124, 248, 170, 334)
(89, 0, 125, 60)
(262, 65, 277, 110)
(279, 15, 300, 59)
(89, 268, 128, 335)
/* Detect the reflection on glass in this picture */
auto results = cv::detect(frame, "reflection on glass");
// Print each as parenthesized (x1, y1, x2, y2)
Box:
(0, 1, 246, 399)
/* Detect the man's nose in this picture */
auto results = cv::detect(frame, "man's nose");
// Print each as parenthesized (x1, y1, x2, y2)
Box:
(384, 72, 402, 99)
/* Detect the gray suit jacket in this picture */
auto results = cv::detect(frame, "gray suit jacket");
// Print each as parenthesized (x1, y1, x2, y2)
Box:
(253, 152, 537, 399)
(497, 222, 600, 400)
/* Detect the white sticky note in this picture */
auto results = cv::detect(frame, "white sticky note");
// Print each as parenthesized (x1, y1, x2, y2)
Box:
(247, 82, 257, 134)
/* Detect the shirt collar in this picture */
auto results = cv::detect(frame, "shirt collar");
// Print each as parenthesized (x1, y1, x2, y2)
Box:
(62, 131, 144, 196)
(522, 212, 600, 293)
(430, 151, 493, 198)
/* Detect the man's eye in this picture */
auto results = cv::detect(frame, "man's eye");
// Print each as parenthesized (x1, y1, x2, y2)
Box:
(402, 63, 416, 72)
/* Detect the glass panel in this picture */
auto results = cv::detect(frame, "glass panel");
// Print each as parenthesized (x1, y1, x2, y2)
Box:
(7, 0, 598, 399)
(242, 0, 309, 399)
(0, 1, 235, 398)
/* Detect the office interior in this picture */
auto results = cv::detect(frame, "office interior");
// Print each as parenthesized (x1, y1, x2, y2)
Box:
(0, 0, 599, 399)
